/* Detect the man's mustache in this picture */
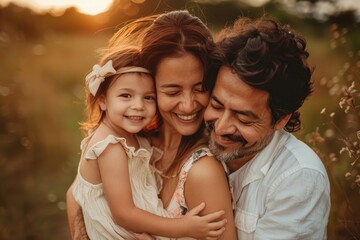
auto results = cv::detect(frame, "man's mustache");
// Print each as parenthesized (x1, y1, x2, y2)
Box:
(206, 120, 248, 146)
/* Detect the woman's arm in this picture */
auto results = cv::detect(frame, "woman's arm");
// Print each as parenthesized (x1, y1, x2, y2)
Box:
(185, 156, 237, 240)
(99, 143, 227, 238)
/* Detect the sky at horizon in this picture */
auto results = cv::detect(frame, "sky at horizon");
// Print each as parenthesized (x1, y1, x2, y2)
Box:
(0, 0, 114, 15)
(0, 0, 360, 20)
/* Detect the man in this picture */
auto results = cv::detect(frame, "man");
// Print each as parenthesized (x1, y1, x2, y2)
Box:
(204, 17, 330, 239)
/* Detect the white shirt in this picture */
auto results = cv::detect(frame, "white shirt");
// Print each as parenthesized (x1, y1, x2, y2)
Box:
(229, 130, 330, 240)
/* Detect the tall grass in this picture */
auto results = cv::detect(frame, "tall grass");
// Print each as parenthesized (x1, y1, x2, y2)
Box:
(0, 32, 108, 239)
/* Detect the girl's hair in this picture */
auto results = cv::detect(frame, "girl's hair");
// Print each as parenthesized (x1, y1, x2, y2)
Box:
(140, 10, 215, 176)
(80, 47, 147, 133)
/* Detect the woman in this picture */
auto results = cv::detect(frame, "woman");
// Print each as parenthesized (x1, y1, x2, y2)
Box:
(67, 10, 236, 240)
(140, 11, 236, 238)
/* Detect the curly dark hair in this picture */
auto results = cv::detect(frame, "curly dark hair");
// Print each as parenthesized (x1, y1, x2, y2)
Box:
(210, 17, 313, 132)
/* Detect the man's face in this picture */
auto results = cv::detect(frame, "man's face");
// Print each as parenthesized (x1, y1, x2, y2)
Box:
(204, 66, 283, 165)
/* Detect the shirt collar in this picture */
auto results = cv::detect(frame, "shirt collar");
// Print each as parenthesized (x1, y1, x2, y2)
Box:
(230, 130, 290, 189)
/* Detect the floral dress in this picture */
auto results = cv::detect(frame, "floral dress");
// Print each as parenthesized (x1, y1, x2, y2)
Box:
(164, 148, 214, 217)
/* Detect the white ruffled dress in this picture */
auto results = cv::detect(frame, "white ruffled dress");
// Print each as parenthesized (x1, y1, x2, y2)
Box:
(72, 134, 172, 240)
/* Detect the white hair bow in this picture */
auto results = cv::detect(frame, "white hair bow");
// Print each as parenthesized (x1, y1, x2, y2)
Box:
(85, 60, 116, 96)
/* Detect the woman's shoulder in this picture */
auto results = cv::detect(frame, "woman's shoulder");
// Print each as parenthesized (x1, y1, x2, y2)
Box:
(190, 155, 226, 176)
(186, 148, 227, 179)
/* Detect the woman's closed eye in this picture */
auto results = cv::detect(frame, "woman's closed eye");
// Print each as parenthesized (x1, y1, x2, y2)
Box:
(194, 86, 206, 93)
(163, 91, 180, 96)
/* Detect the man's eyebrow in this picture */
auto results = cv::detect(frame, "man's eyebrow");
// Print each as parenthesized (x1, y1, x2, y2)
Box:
(211, 95, 224, 106)
(212, 95, 259, 120)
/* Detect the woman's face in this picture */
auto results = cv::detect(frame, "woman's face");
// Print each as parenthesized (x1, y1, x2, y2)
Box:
(155, 53, 209, 136)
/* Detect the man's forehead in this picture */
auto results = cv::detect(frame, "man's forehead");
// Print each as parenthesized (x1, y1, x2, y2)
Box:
(213, 66, 270, 112)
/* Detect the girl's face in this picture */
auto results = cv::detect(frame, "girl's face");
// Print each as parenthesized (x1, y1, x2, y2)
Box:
(99, 73, 156, 134)
(155, 53, 209, 136)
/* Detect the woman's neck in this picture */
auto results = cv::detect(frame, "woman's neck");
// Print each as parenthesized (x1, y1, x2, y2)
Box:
(152, 125, 182, 170)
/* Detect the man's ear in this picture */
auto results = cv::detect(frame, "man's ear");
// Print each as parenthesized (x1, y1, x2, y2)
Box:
(98, 95, 107, 111)
(274, 114, 292, 130)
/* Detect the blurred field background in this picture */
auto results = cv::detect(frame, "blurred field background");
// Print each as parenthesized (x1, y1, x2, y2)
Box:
(0, 0, 359, 239)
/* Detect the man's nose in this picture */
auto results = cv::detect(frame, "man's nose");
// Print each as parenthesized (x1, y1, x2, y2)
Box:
(215, 111, 237, 135)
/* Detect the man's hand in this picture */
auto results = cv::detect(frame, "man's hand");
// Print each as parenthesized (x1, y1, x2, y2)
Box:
(73, 208, 89, 240)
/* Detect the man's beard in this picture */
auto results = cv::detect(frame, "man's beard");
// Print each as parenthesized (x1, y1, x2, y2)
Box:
(206, 120, 274, 163)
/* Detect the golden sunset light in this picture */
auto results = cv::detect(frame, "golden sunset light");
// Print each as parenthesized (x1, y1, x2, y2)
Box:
(0, 0, 114, 15)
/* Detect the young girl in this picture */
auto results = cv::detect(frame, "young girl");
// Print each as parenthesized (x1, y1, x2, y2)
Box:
(70, 47, 227, 239)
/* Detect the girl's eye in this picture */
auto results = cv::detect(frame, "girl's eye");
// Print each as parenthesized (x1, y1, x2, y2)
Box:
(119, 93, 131, 98)
(145, 95, 156, 101)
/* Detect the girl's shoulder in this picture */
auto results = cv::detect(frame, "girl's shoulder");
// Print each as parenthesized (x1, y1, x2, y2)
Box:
(82, 134, 150, 161)
(82, 134, 129, 160)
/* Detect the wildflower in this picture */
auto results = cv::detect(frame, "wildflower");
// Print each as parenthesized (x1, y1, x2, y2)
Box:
(320, 77, 327, 86)
(320, 108, 326, 114)
(329, 112, 335, 118)
(324, 129, 335, 138)
(345, 172, 352, 178)
(339, 147, 347, 155)
(338, 81, 356, 114)
(339, 98, 346, 109)
(355, 175, 360, 186)
(357, 130, 360, 140)
(308, 128, 325, 145)
(329, 153, 337, 162)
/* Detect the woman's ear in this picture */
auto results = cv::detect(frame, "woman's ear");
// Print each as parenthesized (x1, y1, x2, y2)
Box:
(98, 95, 107, 111)
(274, 114, 291, 130)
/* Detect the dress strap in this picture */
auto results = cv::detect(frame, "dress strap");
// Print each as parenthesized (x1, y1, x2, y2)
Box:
(181, 147, 213, 173)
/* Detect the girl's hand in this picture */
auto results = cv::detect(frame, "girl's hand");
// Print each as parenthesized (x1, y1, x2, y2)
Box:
(134, 233, 155, 240)
(182, 202, 227, 240)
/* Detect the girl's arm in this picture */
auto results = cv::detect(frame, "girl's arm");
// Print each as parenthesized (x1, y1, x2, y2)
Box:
(99, 143, 227, 238)
(185, 156, 237, 240)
